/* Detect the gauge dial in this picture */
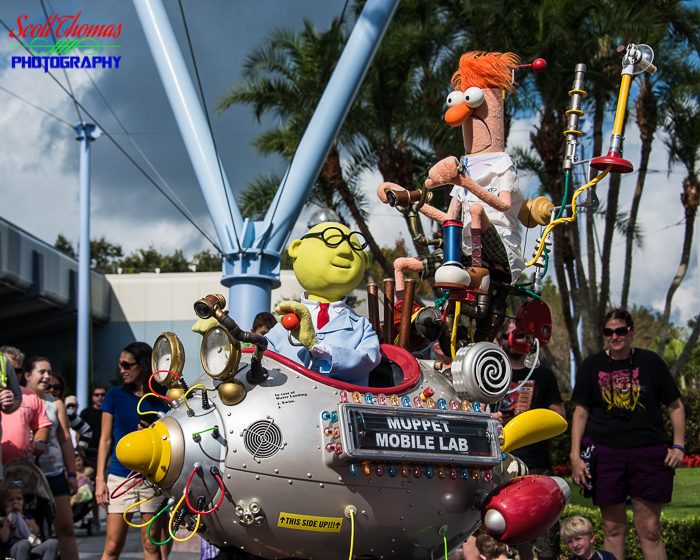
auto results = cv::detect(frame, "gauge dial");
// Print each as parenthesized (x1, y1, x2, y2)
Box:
(201, 327, 240, 380)
(151, 332, 184, 387)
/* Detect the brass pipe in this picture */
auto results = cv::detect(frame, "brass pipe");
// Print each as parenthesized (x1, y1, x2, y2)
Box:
(367, 283, 380, 338)
(398, 279, 415, 349)
(383, 278, 395, 344)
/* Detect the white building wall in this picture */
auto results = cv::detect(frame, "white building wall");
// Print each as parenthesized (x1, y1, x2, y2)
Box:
(96, 271, 373, 384)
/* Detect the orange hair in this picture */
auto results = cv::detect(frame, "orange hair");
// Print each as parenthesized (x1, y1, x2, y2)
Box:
(451, 51, 520, 93)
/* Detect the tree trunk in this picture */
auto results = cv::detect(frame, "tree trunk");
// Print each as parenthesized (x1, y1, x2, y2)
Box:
(553, 227, 582, 368)
(657, 175, 699, 355)
(620, 139, 652, 309)
(597, 171, 622, 322)
(670, 313, 700, 387)
(622, 79, 657, 309)
(530, 108, 583, 366)
(586, 92, 606, 337)
(322, 144, 394, 278)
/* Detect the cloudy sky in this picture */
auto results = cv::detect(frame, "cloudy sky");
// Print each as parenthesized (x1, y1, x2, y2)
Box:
(0, 1, 697, 325)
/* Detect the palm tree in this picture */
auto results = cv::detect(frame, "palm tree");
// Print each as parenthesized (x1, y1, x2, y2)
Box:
(217, 19, 394, 277)
(620, 1, 700, 308)
(657, 84, 700, 355)
(620, 74, 658, 309)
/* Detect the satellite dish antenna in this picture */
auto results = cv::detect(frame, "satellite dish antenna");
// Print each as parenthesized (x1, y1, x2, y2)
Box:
(307, 207, 341, 228)
(623, 44, 656, 75)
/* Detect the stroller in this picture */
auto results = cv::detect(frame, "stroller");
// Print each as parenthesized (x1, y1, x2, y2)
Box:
(3, 458, 56, 543)
(71, 450, 97, 535)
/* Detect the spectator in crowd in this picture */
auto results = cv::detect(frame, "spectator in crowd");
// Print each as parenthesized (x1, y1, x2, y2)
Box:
(0, 348, 51, 468)
(240, 311, 279, 352)
(80, 385, 105, 464)
(252, 311, 277, 336)
(0, 346, 25, 376)
(21, 357, 79, 560)
(79, 386, 104, 533)
(497, 318, 565, 560)
(64, 395, 92, 451)
(475, 533, 510, 560)
(0, 482, 58, 560)
(70, 449, 95, 509)
(47, 372, 65, 401)
(561, 515, 616, 560)
(95, 342, 169, 560)
(570, 308, 686, 560)
(0, 348, 23, 480)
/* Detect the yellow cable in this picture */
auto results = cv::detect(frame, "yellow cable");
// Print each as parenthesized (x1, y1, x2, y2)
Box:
(347, 509, 355, 560)
(168, 492, 202, 543)
(122, 495, 157, 528)
(450, 301, 461, 360)
(527, 168, 610, 267)
(137, 393, 164, 417)
(182, 384, 207, 411)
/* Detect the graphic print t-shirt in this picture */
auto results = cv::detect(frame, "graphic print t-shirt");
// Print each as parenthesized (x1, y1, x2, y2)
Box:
(572, 348, 681, 448)
(498, 365, 562, 469)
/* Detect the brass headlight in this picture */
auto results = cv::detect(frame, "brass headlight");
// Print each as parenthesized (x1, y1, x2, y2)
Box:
(200, 326, 241, 381)
(151, 332, 185, 388)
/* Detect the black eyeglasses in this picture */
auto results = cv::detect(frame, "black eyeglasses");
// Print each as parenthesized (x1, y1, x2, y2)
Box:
(119, 361, 139, 370)
(93, 392, 106, 397)
(301, 227, 368, 251)
(48, 384, 63, 391)
(602, 326, 630, 337)
(66, 404, 76, 409)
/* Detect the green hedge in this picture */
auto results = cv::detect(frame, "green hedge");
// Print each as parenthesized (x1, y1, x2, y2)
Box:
(550, 388, 700, 469)
(562, 505, 700, 559)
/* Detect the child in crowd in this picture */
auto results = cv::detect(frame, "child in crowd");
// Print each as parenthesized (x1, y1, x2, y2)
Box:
(252, 311, 278, 335)
(71, 449, 94, 507)
(475, 532, 510, 560)
(0, 483, 58, 560)
(561, 515, 616, 560)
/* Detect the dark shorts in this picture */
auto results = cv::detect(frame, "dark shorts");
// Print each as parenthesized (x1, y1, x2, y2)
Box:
(46, 472, 70, 497)
(587, 439, 674, 506)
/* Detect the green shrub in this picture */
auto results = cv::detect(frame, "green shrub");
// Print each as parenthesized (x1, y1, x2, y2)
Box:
(562, 505, 700, 559)
(664, 388, 699, 454)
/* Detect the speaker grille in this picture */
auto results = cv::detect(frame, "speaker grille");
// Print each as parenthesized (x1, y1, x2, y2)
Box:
(243, 420, 284, 460)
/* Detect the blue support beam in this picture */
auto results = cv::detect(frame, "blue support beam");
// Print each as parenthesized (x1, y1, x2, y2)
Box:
(133, 0, 243, 255)
(135, 0, 398, 328)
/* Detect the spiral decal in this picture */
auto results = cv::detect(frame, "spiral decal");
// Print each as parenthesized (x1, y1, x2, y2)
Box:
(474, 349, 510, 396)
(451, 342, 512, 403)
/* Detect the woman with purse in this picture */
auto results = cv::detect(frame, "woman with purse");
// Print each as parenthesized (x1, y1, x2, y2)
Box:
(570, 309, 686, 560)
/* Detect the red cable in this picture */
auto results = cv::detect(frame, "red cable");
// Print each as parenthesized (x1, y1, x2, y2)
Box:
(110, 472, 145, 499)
(184, 466, 226, 515)
(149, 370, 183, 402)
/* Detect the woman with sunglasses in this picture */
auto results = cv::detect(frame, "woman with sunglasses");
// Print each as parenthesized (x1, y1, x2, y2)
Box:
(21, 357, 79, 560)
(46, 372, 65, 401)
(570, 308, 686, 560)
(95, 342, 168, 560)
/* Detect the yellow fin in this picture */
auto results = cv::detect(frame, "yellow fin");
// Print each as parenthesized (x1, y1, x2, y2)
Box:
(501, 408, 567, 453)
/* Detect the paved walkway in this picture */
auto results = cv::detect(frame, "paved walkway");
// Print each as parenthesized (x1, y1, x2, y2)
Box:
(73, 516, 201, 559)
